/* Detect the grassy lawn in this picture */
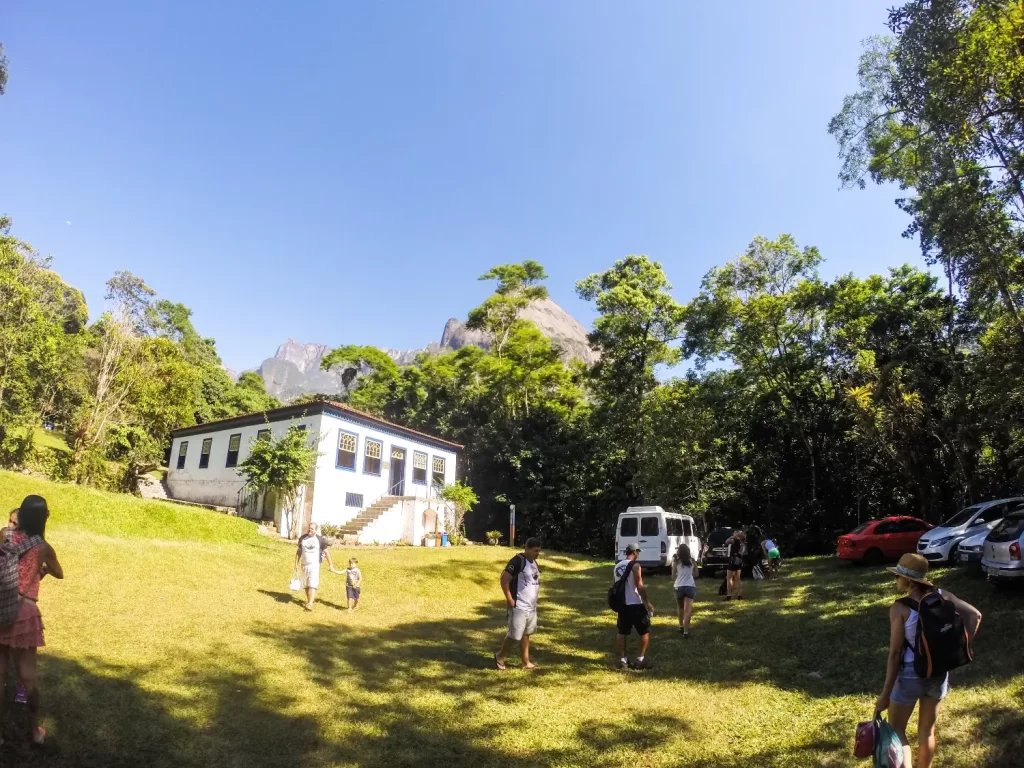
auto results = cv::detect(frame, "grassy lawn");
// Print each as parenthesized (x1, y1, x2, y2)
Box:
(1, 470, 1022, 767)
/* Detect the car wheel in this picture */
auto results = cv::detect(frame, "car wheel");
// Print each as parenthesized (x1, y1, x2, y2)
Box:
(864, 548, 884, 566)
(947, 542, 960, 565)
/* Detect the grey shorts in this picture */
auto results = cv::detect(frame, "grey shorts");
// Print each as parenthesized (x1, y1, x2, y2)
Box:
(674, 586, 696, 600)
(507, 607, 537, 640)
(891, 663, 949, 705)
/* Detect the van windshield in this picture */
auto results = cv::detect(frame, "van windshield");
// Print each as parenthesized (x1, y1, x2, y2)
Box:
(940, 505, 981, 528)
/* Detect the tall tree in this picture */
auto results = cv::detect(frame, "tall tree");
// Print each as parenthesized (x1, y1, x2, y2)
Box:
(466, 260, 548, 358)
(577, 255, 685, 510)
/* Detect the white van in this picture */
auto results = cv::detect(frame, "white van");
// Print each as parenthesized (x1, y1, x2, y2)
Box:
(615, 506, 700, 569)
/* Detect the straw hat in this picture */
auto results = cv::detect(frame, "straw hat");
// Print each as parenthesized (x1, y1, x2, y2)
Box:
(887, 553, 933, 586)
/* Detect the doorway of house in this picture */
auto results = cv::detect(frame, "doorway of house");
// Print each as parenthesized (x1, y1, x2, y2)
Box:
(389, 446, 406, 496)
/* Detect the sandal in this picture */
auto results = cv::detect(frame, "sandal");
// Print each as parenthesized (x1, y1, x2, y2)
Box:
(32, 726, 45, 745)
(522, 663, 538, 671)
(494, 654, 506, 671)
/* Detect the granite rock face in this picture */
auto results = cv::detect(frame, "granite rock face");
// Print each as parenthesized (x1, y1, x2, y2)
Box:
(256, 299, 596, 400)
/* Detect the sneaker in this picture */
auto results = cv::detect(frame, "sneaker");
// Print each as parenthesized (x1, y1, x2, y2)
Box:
(618, 658, 629, 670)
(724, 595, 732, 601)
(736, 595, 744, 600)
(682, 631, 690, 640)
(633, 658, 653, 670)
(15, 684, 27, 704)
(677, 627, 686, 636)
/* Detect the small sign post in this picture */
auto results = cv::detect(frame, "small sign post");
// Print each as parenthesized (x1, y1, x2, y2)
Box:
(509, 504, 516, 548)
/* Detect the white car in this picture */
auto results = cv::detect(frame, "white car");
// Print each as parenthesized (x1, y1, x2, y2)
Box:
(916, 497, 1024, 564)
(955, 529, 988, 569)
(982, 510, 1024, 583)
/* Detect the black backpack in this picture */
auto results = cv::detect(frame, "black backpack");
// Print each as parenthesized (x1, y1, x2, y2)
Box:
(899, 592, 973, 678)
(607, 560, 637, 613)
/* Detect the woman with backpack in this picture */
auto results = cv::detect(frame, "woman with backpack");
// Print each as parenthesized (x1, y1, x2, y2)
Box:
(0, 495, 63, 746)
(874, 553, 981, 768)
(671, 544, 698, 638)
(724, 530, 746, 600)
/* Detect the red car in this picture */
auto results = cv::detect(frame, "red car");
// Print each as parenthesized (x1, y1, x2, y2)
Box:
(837, 517, 934, 565)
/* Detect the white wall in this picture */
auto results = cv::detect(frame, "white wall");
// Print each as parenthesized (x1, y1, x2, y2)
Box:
(309, 410, 458, 528)
(167, 415, 321, 508)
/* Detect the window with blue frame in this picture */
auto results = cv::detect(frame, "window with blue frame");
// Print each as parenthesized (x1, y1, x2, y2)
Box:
(176, 441, 188, 470)
(364, 438, 382, 475)
(412, 451, 428, 484)
(337, 431, 357, 470)
(432, 455, 446, 488)
(199, 438, 212, 469)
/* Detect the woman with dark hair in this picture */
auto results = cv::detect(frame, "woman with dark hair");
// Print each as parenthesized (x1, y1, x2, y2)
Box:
(671, 543, 698, 638)
(0, 495, 63, 746)
(724, 530, 746, 600)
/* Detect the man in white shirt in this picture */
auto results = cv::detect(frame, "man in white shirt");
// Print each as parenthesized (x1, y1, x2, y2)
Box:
(495, 537, 542, 670)
(614, 542, 654, 670)
(294, 522, 340, 611)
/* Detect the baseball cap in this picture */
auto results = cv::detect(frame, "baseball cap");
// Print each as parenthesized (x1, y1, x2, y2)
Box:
(624, 543, 641, 554)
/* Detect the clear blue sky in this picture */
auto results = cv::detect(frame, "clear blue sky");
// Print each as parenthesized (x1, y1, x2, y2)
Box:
(2, 1, 919, 371)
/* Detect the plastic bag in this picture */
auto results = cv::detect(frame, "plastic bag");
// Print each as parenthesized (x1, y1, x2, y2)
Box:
(289, 576, 302, 591)
(874, 716, 904, 768)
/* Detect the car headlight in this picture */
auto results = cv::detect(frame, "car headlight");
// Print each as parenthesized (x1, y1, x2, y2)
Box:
(932, 536, 954, 547)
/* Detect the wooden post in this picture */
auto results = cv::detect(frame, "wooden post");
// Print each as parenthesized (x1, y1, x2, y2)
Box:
(509, 504, 516, 548)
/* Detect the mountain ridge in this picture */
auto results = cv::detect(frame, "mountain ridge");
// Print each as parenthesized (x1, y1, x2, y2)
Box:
(255, 298, 596, 401)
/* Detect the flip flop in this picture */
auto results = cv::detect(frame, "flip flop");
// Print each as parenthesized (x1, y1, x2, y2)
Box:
(494, 654, 506, 671)
(32, 726, 45, 745)
(522, 663, 538, 671)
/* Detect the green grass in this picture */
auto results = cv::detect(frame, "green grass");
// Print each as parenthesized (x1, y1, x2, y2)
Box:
(1, 470, 1023, 767)
(31, 428, 70, 455)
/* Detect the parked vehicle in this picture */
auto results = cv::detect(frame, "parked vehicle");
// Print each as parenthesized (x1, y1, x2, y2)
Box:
(699, 527, 736, 577)
(956, 528, 988, 570)
(981, 509, 1024, 584)
(615, 507, 700, 569)
(837, 517, 934, 565)
(917, 497, 1024, 564)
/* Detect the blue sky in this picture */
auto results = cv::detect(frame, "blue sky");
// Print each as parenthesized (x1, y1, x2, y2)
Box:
(2, 1, 918, 371)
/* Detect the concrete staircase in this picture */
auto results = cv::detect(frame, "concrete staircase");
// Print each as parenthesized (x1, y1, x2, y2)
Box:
(139, 476, 171, 501)
(339, 496, 407, 541)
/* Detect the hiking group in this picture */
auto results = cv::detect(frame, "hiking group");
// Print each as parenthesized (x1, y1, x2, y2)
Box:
(494, 539, 982, 768)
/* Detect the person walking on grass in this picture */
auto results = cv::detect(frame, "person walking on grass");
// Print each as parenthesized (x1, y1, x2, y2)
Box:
(874, 553, 981, 768)
(3, 509, 27, 707)
(495, 537, 542, 671)
(671, 543, 698, 638)
(724, 529, 746, 600)
(614, 543, 654, 670)
(0, 495, 64, 747)
(345, 558, 361, 611)
(294, 522, 340, 611)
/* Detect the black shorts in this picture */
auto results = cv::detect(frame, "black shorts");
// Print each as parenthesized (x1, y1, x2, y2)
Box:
(727, 558, 743, 572)
(616, 604, 650, 636)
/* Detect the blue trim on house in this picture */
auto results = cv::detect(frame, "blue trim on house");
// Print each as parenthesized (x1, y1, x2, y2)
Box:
(225, 432, 242, 468)
(363, 437, 383, 476)
(199, 437, 212, 469)
(389, 443, 407, 493)
(335, 428, 359, 472)
(411, 450, 428, 485)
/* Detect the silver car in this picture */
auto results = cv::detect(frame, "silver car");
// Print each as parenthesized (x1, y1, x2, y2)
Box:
(917, 497, 1024, 564)
(981, 511, 1024, 583)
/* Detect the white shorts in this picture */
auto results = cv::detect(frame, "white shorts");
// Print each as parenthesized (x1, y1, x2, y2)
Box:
(507, 607, 537, 640)
(300, 565, 320, 590)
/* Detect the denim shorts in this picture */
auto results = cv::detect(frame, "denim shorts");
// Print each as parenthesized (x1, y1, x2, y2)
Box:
(890, 662, 949, 705)
(674, 586, 697, 600)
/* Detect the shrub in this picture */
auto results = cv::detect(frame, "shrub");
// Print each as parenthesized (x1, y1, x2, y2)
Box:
(319, 523, 343, 539)
(486, 530, 502, 546)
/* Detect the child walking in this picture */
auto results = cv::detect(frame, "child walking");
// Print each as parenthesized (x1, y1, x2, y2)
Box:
(346, 558, 362, 611)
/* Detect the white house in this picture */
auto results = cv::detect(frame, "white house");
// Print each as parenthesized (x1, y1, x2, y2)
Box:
(166, 400, 461, 544)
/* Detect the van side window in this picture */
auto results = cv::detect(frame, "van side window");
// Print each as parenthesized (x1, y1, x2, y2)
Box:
(682, 519, 693, 537)
(640, 517, 659, 536)
(666, 518, 683, 536)
(620, 517, 638, 537)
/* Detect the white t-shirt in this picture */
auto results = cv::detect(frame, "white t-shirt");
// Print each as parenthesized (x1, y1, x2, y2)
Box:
(614, 559, 643, 605)
(506, 556, 540, 612)
(297, 535, 323, 569)
(673, 559, 696, 589)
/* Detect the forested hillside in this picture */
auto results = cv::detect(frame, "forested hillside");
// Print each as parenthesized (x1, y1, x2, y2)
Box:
(3, 0, 1022, 555)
